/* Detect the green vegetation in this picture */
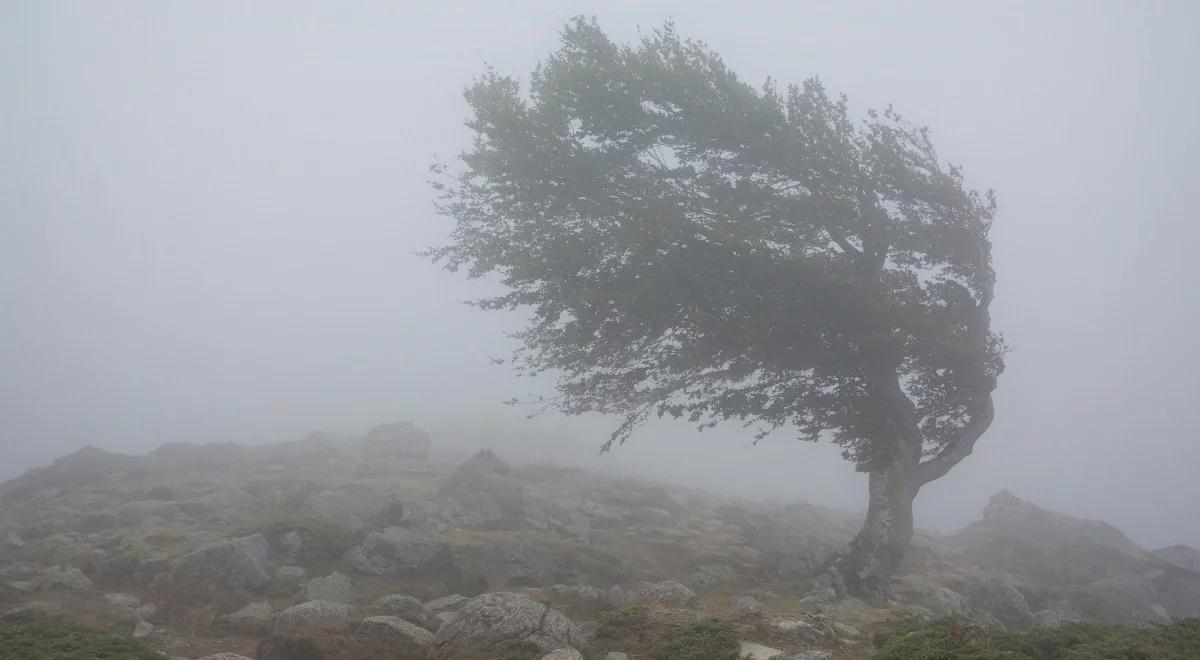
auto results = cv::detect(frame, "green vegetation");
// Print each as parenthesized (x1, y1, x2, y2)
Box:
(654, 619, 740, 660)
(873, 617, 1200, 659)
(593, 604, 650, 642)
(0, 622, 161, 660)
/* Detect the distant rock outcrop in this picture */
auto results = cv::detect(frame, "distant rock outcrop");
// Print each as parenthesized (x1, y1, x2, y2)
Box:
(360, 421, 431, 461)
(1152, 545, 1200, 574)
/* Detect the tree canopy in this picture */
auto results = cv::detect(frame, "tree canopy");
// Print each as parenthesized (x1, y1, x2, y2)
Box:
(429, 18, 1004, 478)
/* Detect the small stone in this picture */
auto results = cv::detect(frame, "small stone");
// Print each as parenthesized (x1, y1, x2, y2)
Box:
(541, 650, 583, 660)
(133, 620, 154, 637)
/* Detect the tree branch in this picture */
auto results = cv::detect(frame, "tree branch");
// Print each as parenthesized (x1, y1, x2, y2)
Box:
(916, 393, 995, 485)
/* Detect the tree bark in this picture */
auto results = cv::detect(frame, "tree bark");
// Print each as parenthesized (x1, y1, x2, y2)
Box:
(829, 458, 918, 602)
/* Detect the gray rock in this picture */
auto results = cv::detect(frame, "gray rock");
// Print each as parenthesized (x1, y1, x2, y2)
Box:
(774, 619, 826, 644)
(605, 654, 630, 660)
(1151, 545, 1200, 574)
(439, 450, 525, 525)
(344, 527, 451, 576)
(305, 571, 352, 603)
(1033, 601, 1083, 627)
(635, 580, 698, 606)
(689, 563, 735, 587)
(197, 654, 256, 660)
(425, 593, 470, 613)
(433, 592, 584, 653)
(172, 534, 270, 591)
(132, 620, 153, 638)
(360, 421, 431, 461)
(541, 650, 584, 660)
(1086, 573, 1172, 625)
(924, 587, 972, 618)
(739, 642, 785, 660)
(371, 594, 439, 630)
(38, 565, 93, 592)
(222, 601, 273, 633)
(963, 576, 1034, 630)
(302, 487, 399, 525)
(271, 600, 353, 634)
(276, 565, 306, 582)
(733, 595, 762, 614)
(356, 615, 434, 652)
(279, 531, 303, 559)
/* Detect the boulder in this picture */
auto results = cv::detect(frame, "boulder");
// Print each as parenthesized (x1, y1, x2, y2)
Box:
(733, 595, 763, 614)
(270, 600, 353, 634)
(361, 421, 432, 460)
(356, 615, 435, 653)
(425, 593, 470, 613)
(433, 592, 585, 653)
(197, 655, 255, 660)
(541, 650, 584, 660)
(689, 563, 735, 587)
(439, 450, 525, 525)
(221, 601, 274, 633)
(172, 534, 270, 591)
(370, 594, 439, 631)
(962, 576, 1034, 630)
(305, 571, 352, 603)
(343, 527, 452, 576)
(37, 565, 92, 592)
(923, 587, 972, 619)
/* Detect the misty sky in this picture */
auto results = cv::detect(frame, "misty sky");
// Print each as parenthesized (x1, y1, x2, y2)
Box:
(2, 1, 1198, 549)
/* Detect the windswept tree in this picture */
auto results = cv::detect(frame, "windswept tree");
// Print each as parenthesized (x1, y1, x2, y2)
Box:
(428, 18, 1004, 600)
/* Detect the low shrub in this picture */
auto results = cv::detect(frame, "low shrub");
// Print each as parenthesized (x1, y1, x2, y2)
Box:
(654, 618, 740, 660)
(0, 622, 161, 660)
(873, 617, 1200, 660)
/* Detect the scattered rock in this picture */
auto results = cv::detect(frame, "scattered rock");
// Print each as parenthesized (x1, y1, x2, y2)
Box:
(132, 620, 153, 637)
(541, 649, 584, 660)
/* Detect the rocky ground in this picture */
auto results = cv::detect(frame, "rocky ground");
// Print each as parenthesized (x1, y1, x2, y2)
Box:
(1, 425, 1198, 659)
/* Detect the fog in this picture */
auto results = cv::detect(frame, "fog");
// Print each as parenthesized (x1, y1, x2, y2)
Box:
(2, 1, 1198, 550)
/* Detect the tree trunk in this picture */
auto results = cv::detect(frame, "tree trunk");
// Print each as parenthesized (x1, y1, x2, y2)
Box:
(829, 459, 918, 602)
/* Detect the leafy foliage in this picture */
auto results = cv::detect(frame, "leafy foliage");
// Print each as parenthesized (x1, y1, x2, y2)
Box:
(429, 17, 1002, 472)
(872, 617, 1200, 659)
(0, 622, 162, 660)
